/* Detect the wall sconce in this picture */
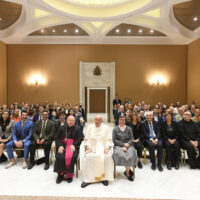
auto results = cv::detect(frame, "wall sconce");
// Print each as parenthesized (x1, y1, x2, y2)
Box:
(28, 74, 46, 86)
(149, 74, 167, 86)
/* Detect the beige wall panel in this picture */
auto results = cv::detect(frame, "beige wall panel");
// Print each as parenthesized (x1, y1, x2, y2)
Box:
(7, 44, 187, 105)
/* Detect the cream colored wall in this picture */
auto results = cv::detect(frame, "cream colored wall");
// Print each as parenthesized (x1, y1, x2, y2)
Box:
(7, 44, 187, 105)
(0, 41, 7, 105)
(188, 38, 200, 105)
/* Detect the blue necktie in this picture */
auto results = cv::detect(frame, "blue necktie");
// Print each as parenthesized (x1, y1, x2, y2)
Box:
(150, 123, 154, 138)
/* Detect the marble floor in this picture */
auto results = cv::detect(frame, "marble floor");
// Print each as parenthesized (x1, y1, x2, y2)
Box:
(0, 123, 200, 200)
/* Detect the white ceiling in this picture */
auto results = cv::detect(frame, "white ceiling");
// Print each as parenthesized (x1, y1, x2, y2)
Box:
(0, 0, 200, 44)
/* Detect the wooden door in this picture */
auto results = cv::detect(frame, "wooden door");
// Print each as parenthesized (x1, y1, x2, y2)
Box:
(89, 89, 106, 113)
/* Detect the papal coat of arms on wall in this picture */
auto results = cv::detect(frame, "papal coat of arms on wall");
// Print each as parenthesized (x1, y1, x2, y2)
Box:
(93, 65, 102, 76)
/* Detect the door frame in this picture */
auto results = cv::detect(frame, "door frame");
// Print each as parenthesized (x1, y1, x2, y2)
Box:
(87, 88, 107, 114)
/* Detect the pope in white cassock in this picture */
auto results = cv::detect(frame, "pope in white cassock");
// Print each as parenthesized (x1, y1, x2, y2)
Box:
(81, 115, 114, 188)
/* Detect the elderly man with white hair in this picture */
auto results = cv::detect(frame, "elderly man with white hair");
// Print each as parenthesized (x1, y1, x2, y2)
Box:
(142, 111, 163, 171)
(81, 115, 114, 188)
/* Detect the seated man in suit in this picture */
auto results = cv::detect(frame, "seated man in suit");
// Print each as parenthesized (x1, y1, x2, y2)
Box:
(28, 110, 55, 170)
(179, 111, 200, 169)
(142, 111, 163, 171)
(5, 110, 33, 169)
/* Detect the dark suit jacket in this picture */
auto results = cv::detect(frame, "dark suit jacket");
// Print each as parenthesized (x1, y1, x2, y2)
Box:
(33, 113, 42, 123)
(142, 120, 161, 141)
(113, 99, 121, 106)
(161, 121, 179, 141)
(33, 120, 55, 141)
(178, 119, 200, 143)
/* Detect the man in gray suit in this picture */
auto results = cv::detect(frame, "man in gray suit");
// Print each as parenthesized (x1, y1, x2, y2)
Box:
(28, 110, 55, 170)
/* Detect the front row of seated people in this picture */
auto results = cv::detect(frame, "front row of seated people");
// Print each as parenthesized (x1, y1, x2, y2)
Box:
(1, 110, 200, 187)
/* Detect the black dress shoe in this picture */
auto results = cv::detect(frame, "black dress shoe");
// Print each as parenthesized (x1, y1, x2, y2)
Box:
(56, 174, 64, 184)
(151, 163, 156, 170)
(158, 165, 163, 172)
(27, 162, 35, 170)
(138, 162, 143, 169)
(81, 182, 91, 188)
(0, 153, 8, 163)
(44, 163, 49, 170)
(167, 163, 172, 170)
(66, 178, 73, 183)
(175, 162, 179, 170)
(124, 172, 134, 181)
(124, 169, 134, 177)
(102, 180, 108, 186)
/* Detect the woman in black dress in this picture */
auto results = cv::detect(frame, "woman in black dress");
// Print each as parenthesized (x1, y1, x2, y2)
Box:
(129, 111, 143, 169)
(161, 112, 180, 170)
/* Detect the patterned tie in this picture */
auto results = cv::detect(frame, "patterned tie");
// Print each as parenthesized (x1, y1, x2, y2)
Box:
(150, 123, 154, 138)
(41, 121, 46, 139)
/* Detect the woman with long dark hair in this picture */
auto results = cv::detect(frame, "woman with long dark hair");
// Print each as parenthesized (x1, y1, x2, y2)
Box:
(0, 110, 15, 163)
(129, 111, 143, 169)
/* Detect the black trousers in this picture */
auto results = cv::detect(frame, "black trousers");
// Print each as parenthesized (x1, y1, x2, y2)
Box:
(164, 140, 180, 164)
(181, 140, 200, 168)
(145, 139, 162, 166)
(29, 140, 53, 164)
(134, 141, 143, 158)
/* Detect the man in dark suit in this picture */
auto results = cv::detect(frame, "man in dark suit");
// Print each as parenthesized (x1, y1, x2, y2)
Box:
(142, 111, 163, 171)
(5, 110, 33, 169)
(115, 105, 125, 126)
(179, 111, 200, 169)
(33, 105, 44, 123)
(113, 95, 121, 106)
(28, 110, 55, 170)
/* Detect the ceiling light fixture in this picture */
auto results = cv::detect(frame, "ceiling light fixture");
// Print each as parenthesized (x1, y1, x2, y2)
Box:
(116, 29, 120, 33)
(52, 29, 56, 33)
(193, 17, 198, 21)
(41, 29, 44, 33)
(150, 29, 154, 33)
(127, 29, 131, 33)
(75, 29, 79, 33)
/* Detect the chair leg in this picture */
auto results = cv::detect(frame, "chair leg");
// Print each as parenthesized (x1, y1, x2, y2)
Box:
(180, 149, 183, 166)
(76, 157, 79, 178)
(183, 149, 186, 166)
(143, 147, 147, 165)
(50, 149, 53, 164)
(114, 165, 116, 178)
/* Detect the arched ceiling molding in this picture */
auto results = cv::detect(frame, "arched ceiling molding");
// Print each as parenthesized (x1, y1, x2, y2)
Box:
(1, 0, 200, 44)
(40, 0, 153, 20)
(0, 4, 26, 39)
(79, 22, 95, 36)
(100, 22, 122, 37)
(168, 3, 195, 41)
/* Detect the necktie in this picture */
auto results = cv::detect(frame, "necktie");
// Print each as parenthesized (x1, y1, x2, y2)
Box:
(149, 123, 154, 138)
(41, 121, 46, 139)
(21, 121, 25, 139)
